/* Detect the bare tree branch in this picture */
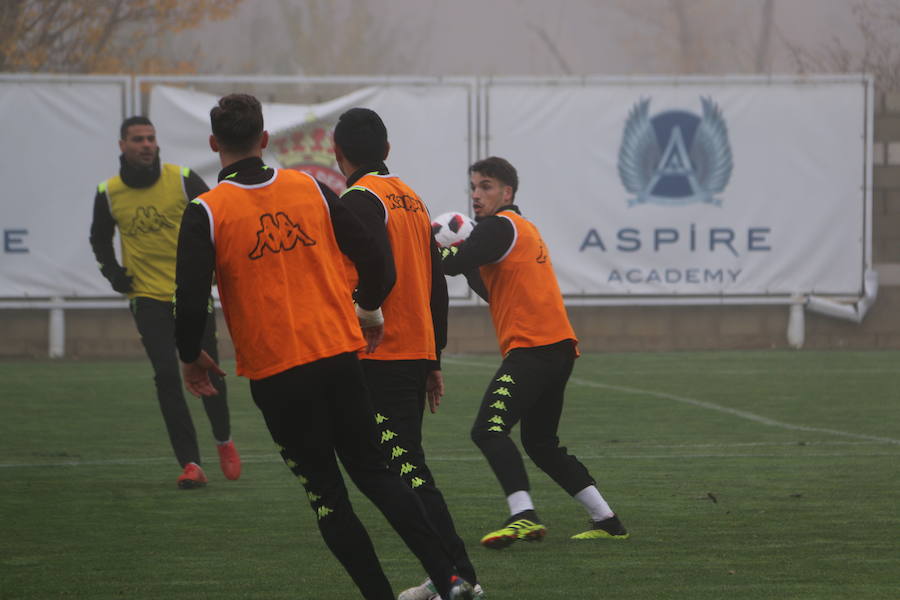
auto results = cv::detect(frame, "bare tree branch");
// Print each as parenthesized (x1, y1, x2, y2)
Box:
(527, 22, 573, 75)
(754, 0, 774, 72)
(0, 0, 245, 73)
(783, 0, 900, 89)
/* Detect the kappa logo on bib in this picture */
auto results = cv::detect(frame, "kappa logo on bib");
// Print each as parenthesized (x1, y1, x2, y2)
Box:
(249, 212, 316, 260)
(123, 206, 176, 236)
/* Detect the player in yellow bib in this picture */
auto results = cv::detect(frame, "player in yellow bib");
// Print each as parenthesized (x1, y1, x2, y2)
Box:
(89, 116, 240, 490)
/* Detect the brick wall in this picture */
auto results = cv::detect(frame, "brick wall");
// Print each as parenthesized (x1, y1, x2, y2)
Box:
(874, 91, 900, 264)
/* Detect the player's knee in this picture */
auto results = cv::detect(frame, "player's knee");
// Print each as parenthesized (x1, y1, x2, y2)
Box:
(522, 438, 558, 465)
(471, 423, 503, 447)
(308, 488, 349, 521)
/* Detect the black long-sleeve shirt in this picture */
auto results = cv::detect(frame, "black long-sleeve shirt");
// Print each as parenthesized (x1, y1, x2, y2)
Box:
(342, 163, 448, 369)
(440, 204, 520, 302)
(89, 155, 209, 285)
(174, 157, 390, 363)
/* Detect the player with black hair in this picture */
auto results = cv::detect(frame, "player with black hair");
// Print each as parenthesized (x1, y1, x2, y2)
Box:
(90, 115, 240, 490)
(441, 156, 629, 548)
(333, 107, 483, 600)
(174, 94, 474, 600)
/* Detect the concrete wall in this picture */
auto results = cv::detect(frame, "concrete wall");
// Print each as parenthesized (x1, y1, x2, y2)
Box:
(3, 90, 899, 358)
(5, 286, 899, 359)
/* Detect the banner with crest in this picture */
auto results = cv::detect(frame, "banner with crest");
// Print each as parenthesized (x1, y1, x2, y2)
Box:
(147, 83, 475, 299)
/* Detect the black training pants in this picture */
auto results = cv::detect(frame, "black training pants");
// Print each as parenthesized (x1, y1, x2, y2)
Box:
(470, 340, 595, 498)
(130, 296, 229, 467)
(362, 359, 477, 586)
(250, 352, 458, 600)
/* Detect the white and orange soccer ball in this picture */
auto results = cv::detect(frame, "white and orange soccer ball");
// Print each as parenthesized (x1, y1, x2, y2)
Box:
(431, 211, 475, 248)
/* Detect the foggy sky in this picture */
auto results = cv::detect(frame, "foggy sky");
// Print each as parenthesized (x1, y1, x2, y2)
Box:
(164, 0, 871, 77)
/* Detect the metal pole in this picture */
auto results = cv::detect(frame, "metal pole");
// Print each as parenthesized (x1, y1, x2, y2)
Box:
(787, 299, 806, 349)
(48, 297, 65, 358)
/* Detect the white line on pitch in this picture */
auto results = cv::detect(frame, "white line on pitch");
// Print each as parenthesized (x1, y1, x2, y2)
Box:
(2, 451, 899, 469)
(569, 368, 900, 375)
(443, 357, 900, 446)
(0, 439, 890, 469)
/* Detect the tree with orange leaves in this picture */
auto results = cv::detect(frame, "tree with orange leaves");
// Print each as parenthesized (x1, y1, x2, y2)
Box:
(0, 0, 244, 73)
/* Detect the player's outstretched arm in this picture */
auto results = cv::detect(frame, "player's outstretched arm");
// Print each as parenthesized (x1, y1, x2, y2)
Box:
(440, 216, 513, 275)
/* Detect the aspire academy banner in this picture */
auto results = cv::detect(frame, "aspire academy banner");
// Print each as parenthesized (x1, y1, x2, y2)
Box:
(483, 78, 869, 297)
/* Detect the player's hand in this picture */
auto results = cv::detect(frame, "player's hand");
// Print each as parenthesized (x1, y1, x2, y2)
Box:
(361, 324, 383, 354)
(426, 370, 444, 413)
(110, 267, 133, 294)
(356, 305, 384, 354)
(181, 350, 225, 397)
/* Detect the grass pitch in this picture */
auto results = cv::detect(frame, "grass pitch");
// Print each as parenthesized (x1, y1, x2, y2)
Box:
(1, 350, 898, 599)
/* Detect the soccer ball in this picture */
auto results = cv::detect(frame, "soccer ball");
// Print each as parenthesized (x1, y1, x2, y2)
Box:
(431, 211, 475, 248)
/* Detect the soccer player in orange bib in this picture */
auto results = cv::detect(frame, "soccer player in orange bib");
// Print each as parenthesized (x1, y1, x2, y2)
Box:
(441, 156, 629, 548)
(173, 94, 474, 600)
(333, 108, 482, 600)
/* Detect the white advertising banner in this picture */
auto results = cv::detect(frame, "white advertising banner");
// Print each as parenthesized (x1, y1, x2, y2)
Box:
(484, 79, 868, 297)
(149, 84, 475, 298)
(0, 77, 868, 302)
(0, 80, 128, 297)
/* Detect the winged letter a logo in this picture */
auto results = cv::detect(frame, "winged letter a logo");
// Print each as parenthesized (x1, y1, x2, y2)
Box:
(618, 97, 732, 206)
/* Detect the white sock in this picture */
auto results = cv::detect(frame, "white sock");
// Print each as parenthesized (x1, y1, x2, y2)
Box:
(507, 490, 535, 516)
(574, 485, 614, 521)
(216, 438, 231, 446)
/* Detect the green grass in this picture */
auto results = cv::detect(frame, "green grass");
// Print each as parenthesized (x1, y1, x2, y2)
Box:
(1, 351, 899, 599)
